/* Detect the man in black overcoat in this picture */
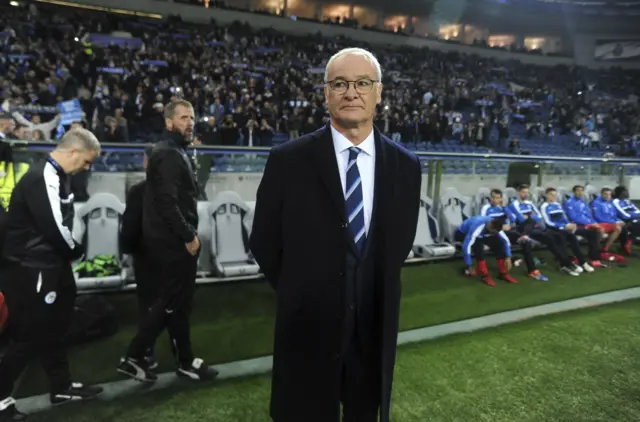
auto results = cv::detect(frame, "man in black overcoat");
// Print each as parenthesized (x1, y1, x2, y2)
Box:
(250, 47, 422, 422)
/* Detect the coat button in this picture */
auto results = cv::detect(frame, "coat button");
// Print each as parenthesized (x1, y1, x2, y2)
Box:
(341, 222, 348, 228)
(349, 303, 355, 310)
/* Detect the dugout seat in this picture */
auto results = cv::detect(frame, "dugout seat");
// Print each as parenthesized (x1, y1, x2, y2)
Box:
(207, 191, 260, 277)
(438, 187, 472, 243)
(585, 184, 600, 202)
(413, 196, 455, 259)
(556, 186, 571, 203)
(474, 187, 492, 216)
(196, 201, 214, 275)
(531, 186, 546, 209)
(73, 193, 126, 291)
(75, 193, 125, 261)
(503, 187, 517, 204)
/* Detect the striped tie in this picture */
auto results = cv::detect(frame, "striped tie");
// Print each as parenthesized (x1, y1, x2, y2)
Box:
(345, 147, 366, 251)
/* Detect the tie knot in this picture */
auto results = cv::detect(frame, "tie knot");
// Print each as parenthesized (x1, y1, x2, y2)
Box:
(348, 147, 361, 159)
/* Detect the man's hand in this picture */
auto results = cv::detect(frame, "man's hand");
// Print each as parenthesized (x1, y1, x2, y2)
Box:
(617, 221, 626, 227)
(186, 235, 200, 256)
(565, 223, 577, 231)
(504, 257, 512, 272)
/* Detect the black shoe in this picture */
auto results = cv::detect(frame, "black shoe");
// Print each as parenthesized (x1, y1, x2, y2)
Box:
(0, 398, 27, 421)
(176, 358, 219, 381)
(144, 350, 159, 371)
(50, 383, 103, 406)
(117, 357, 158, 383)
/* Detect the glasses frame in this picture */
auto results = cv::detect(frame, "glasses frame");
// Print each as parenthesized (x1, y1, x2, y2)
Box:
(325, 78, 380, 95)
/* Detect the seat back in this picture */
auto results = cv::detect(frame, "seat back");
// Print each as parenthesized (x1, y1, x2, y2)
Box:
(414, 196, 440, 246)
(75, 193, 125, 260)
(531, 186, 546, 209)
(503, 187, 517, 204)
(208, 191, 252, 265)
(556, 186, 571, 204)
(196, 201, 213, 274)
(585, 184, 600, 202)
(474, 187, 492, 215)
(438, 187, 471, 243)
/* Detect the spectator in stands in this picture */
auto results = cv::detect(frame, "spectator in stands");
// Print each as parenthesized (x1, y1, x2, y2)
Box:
(455, 215, 516, 286)
(0, 114, 15, 140)
(612, 186, 640, 244)
(508, 184, 585, 276)
(540, 187, 601, 270)
(119, 145, 159, 371)
(591, 188, 630, 255)
(0, 129, 103, 420)
(480, 189, 548, 281)
(118, 100, 219, 384)
(249, 47, 421, 422)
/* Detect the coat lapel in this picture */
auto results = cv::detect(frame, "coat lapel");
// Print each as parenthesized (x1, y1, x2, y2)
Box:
(310, 124, 347, 222)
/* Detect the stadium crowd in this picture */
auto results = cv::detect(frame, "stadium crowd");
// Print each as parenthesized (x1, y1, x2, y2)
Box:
(0, 1, 639, 154)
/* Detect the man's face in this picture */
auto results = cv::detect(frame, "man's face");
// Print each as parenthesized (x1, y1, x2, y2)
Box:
(166, 104, 194, 141)
(67, 148, 97, 174)
(574, 187, 584, 199)
(602, 190, 612, 201)
(324, 54, 382, 128)
(518, 188, 529, 200)
(0, 118, 15, 135)
(546, 190, 557, 203)
(490, 193, 502, 206)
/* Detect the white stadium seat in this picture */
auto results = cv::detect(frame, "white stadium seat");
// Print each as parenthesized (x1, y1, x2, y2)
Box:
(438, 187, 472, 243)
(531, 186, 545, 208)
(207, 191, 260, 277)
(503, 187, 517, 204)
(584, 184, 600, 202)
(556, 186, 571, 203)
(73, 193, 127, 291)
(75, 193, 125, 261)
(474, 187, 492, 216)
(196, 201, 214, 275)
(413, 196, 455, 259)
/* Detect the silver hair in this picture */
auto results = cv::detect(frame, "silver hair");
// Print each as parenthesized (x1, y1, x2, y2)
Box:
(57, 128, 101, 154)
(323, 47, 383, 83)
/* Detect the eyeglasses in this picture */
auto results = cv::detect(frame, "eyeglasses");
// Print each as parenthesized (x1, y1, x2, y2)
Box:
(326, 78, 379, 95)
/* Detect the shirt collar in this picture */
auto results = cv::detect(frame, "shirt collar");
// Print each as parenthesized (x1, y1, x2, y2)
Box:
(330, 124, 374, 157)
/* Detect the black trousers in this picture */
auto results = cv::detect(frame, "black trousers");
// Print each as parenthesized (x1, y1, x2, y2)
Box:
(454, 231, 507, 261)
(126, 254, 198, 367)
(504, 230, 536, 273)
(623, 220, 640, 243)
(0, 262, 75, 398)
(523, 228, 574, 267)
(573, 228, 600, 261)
(133, 254, 158, 359)
(340, 336, 380, 422)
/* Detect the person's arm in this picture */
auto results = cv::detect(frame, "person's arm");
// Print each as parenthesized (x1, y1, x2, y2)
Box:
(24, 168, 83, 260)
(480, 203, 490, 216)
(498, 231, 512, 258)
(462, 225, 484, 267)
(148, 149, 196, 243)
(613, 198, 632, 219)
(540, 203, 560, 229)
(249, 148, 285, 289)
(398, 155, 422, 263)
(120, 182, 144, 255)
(563, 200, 584, 224)
(591, 201, 606, 223)
(508, 201, 526, 224)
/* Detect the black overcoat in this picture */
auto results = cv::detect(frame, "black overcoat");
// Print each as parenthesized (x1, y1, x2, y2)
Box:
(250, 124, 422, 422)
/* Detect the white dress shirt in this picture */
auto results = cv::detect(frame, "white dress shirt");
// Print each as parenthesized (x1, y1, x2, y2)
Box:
(330, 125, 375, 235)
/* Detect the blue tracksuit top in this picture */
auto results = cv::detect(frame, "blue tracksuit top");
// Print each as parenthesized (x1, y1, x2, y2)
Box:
(591, 196, 619, 224)
(457, 216, 511, 266)
(480, 203, 516, 225)
(507, 199, 542, 224)
(539, 202, 570, 229)
(563, 196, 596, 225)
(612, 198, 640, 221)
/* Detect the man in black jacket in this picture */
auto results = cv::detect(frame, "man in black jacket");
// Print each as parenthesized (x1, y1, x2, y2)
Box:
(119, 145, 159, 369)
(118, 100, 218, 383)
(0, 129, 103, 421)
